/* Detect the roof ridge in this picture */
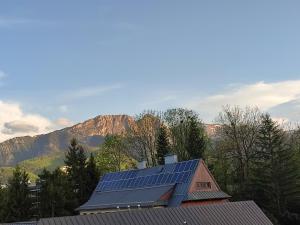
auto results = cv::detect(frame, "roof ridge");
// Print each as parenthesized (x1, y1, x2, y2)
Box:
(104, 159, 200, 175)
(97, 184, 174, 193)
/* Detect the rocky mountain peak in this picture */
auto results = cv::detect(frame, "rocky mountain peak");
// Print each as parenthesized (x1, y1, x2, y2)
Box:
(69, 115, 134, 137)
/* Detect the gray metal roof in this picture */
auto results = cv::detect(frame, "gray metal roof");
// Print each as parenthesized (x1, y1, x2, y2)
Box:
(184, 191, 231, 201)
(39, 201, 273, 225)
(78, 185, 173, 210)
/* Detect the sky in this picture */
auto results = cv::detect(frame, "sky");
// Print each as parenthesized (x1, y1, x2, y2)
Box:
(1, 0, 300, 141)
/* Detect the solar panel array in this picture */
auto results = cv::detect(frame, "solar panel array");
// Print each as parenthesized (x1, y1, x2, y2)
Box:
(96, 159, 198, 192)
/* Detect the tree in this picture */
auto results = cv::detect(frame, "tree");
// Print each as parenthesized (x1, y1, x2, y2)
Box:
(156, 125, 171, 165)
(253, 114, 300, 224)
(38, 168, 74, 218)
(164, 108, 195, 161)
(215, 105, 261, 198)
(86, 153, 100, 196)
(126, 111, 161, 166)
(164, 108, 208, 161)
(95, 135, 135, 173)
(64, 138, 88, 206)
(186, 115, 207, 159)
(0, 186, 8, 222)
(5, 166, 33, 222)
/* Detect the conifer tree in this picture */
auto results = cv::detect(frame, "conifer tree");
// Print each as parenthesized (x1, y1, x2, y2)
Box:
(38, 168, 74, 217)
(253, 114, 300, 224)
(5, 166, 32, 222)
(64, 138, 88, 206)
(85, 153, 100, 198)
(156, 125, 171, 165)
(0, 187, 7, 222)
(186, 116, 207, 159)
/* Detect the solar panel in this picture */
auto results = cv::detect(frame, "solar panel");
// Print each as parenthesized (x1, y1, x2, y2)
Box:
(174, 163, 181, 173)
(96, 159, 199, 192)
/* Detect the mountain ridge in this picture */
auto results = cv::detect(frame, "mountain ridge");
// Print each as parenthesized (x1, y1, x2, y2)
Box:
(0, 115, 134, 166)
(0, 114, 219, 167)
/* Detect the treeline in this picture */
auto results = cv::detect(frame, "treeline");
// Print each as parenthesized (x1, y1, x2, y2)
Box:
(0, 139, 99, 221)
(0, 107, 299, 225)
(208, 106, 300, 225)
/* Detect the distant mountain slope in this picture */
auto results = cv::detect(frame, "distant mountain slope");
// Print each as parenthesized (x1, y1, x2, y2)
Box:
(0, 115, 134, 166)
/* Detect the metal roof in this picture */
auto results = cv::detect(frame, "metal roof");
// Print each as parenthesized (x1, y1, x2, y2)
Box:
(78, 185, 173, 210)
(39, 201, 273, 225)
(79, 159, 199, 210)
(184, 191, 231, 201)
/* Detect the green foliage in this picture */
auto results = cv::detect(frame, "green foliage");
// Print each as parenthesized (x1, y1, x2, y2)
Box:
(4, 166, 33, 222)
(208, 107, 300, 225)
(0, 166, 38, 184)
(156, 125, 171, 165)
(64, 138, 88, 206)
(95, 135, 136, 173)
(252, 114, 300, 224)
(86, 153, 100, 195)
(211, 106, 261, 199)
(186, 115, 207, 159)
(0, 187, 8, 221)
(19, 153, 65, 174)
(164, 108, 207, 161)
(35, 140, 101, 219)
(37, 168, 74, 217)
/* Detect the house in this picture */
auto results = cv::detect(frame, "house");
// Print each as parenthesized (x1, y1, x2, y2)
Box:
(78, 154, 230, 214)
(38, 201, 273, 225)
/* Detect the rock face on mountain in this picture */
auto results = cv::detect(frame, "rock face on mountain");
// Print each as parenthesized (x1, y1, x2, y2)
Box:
(0, 115, 134, 166)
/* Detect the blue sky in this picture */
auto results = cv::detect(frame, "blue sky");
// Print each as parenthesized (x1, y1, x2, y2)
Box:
(1, 0, 300, 141)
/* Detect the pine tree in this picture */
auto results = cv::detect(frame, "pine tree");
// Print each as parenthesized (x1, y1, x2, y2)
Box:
(5, 166, 32, 222)
(0, 187, 8, 222)
(64, 138, 88, 206)
(253, 114, 300, 224)
(85, 153, 100, 199)
(186, 116, 207, 159)
(38, 168, 74, 217)
(156, 125, 171, 165)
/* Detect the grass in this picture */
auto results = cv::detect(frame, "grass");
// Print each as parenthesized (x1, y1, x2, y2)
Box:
(0, 167, 39, 184)
(0, 152, 66, 184)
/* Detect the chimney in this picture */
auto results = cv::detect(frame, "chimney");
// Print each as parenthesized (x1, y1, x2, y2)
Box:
(137, 160, 147, 169)
(164, 154, 178, 164)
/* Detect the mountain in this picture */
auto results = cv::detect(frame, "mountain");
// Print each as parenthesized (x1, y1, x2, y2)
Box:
(0, 113, 219, 168)
(0, 115, 134, 166)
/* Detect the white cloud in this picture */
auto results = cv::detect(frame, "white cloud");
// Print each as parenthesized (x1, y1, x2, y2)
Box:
(187, 80, 300, 122)
(0, 101, 72, 142)
(2, 121, 39, 134)
(54, 118, 74, 127)
(64, 84, 123, 99)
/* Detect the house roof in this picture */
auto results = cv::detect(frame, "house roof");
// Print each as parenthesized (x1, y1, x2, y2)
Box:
(184, 191, 231, 201)
(78, 159, 199, 211)
(39, 201, 273, 225)
(79, 185, 173, 210)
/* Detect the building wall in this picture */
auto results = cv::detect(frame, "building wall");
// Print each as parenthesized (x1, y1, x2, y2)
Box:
(188, 159, 220, 193)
